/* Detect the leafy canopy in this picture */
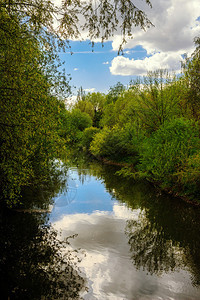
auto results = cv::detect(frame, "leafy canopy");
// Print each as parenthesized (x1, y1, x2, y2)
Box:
(0, 0, 153, 52)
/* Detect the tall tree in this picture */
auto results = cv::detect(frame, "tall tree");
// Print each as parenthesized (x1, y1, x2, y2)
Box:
(183, 37, 200, 119)
(0, 8, 68, 205)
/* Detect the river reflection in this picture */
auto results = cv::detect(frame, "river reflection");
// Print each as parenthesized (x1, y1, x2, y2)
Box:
(50, 160, 200, 299)
(0, 163, 86, 299)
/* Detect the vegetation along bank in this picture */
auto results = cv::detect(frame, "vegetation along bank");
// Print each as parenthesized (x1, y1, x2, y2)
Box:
(67, 41, 200, 204)
(1, 0, 200, 207)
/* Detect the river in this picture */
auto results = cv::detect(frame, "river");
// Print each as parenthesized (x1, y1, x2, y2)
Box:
(2, 157, 200, 299)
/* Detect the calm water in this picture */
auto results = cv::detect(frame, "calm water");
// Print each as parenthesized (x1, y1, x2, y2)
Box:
(2, 158, 200, 299)
(49, 159, 200, 300)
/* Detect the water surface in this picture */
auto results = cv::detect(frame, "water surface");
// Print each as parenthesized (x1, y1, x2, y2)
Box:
(50, 160, 200, 299)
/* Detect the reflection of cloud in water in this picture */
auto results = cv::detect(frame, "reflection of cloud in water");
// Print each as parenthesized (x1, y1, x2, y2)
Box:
(52, 206, 136, 298)
(52, 204, 200, 299)
(113, 204, 141, 220)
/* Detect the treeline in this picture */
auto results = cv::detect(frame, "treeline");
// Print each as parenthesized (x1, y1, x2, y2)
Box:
(68, 40, 200, 202)
(0, 0, 153, 208)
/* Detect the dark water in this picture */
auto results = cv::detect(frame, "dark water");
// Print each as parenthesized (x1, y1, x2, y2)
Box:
(1, 158, 200, 299)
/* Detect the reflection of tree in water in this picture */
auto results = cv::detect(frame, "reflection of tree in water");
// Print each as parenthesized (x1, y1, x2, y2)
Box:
(125, 210, 185, 276)
(68, 152, 106, 185)
(0, 209, 86, 299)
(20, 160, 69, 211)
(0, 162, 86, 299)
(69, 153, 200, 286)
(124, 199, 200, 286)
(93, 163, 200, 286)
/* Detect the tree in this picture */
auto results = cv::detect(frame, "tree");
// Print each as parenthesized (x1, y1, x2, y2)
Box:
(77, 86, 86, 102)
(84, 92, 106, 127)
(0, 9, 68, 205)
(138, 118, 200, 189)
(182, 37, 200, 119)
(128, 70, 184, 133)
(85, 92, 106, 111)
(74, 100, 95, 119)
(106, 82, 126, 104)
(0, 0, 153, 52)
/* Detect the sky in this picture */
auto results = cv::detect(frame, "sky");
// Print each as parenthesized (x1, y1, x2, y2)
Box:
(58, 0, 200, 97)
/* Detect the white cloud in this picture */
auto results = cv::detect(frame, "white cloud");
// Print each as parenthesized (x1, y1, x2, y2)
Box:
(84, 88, 96, 93)
(73, 67, 79, 71)
(112, 0, 200, 54)
(64, 96, 76, 110)
(113, 204, 140, 220)
(103, 61, 109, 65)
(110, 52, 183, 76)
(110, 0, 200, 76)
(124, 50, 131, 55)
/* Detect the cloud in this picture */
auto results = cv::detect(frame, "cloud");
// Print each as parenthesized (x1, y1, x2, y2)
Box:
(110, 52, 183, 76)
(64, 95, 77, 108)
(73, 68, 79, 71)
(84, 88, 96, 93)
(110, 0, 200, 76)
(103, 61, 109, 65)
(112, 0, 200, 55)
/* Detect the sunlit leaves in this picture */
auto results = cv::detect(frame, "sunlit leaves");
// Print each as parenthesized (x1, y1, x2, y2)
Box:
(0, 9, 68, 206)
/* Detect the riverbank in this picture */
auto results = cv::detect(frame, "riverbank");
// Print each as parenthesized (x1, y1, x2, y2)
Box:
(91, 155, 200, 207)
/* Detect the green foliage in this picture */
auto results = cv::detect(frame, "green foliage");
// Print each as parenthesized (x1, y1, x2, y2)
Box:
(100, 102, 116, 128)
(132, 70, 184, 133)
(0, 0, 152, 52)
(74, 100, 95, 120)
(138, 118, 200, 188)
(85, 92, 106, 127)
(182, 37, 200, 119)
(0, 8, 68, 206)
(106, 82, 126, 104)
(81, 127, 100, 150)
(101, 71, 185, 134)
(175, 151, 200, 197)
(71, 109, 93, 131)
(61, 109, 93, 146)
(90, 126, 139, 162)
(74, 92, 106, 127)
(85, 92, 106, 110)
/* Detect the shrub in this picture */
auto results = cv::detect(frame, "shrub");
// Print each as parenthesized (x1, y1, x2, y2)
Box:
(175, 151, 200, 198)
(90, 126, 139, 162)
(138, 118, 200, 188)
(71, 109, 93, 131)
(81, 127, 100, 150)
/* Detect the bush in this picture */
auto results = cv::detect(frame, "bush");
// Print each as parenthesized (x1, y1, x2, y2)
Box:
(175, 151, 200, 198)
(138, 118, 200, 188)
(81, 127, 100, 150)
(70, 109, 93, 131)
(63, 109, 93, 146)
(90, 126, 139, 162)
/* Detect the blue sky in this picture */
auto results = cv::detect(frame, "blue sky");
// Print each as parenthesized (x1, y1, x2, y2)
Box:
(58, 0, 200, 96)
(60, 42, 148, 93)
